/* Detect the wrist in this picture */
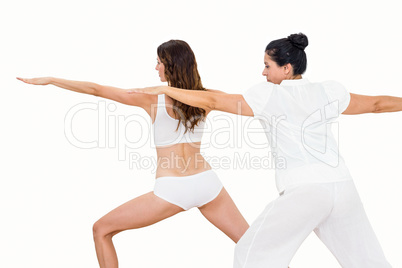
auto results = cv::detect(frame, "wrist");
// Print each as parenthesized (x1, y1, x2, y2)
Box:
(47, 77, 55, 85)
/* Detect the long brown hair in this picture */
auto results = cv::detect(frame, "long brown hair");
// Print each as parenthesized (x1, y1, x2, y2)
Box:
(157, 40, 206, 133)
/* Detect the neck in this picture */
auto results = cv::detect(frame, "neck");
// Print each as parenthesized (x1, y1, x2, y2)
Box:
(289, 74, 302, 80)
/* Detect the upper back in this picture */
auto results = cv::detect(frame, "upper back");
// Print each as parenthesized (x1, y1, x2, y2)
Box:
(244, 78, 350, 127)
(243, 78, 351, 167)
(153, 94, 205, 147)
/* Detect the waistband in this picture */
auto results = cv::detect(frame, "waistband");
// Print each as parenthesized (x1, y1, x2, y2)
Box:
(156, 169, 215, 180)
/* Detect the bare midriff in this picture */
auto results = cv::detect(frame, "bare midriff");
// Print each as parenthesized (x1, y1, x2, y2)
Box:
(155, 142, 211, 178)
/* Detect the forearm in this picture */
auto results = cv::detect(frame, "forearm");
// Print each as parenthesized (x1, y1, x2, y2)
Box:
(160, 86, 253, 115)
(163, 86, 217, 110)
(375, 95, 402, 113)
(49, 77, 99, 96)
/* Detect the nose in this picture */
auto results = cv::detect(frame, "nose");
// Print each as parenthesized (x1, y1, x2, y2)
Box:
(262, 68, 267, 76)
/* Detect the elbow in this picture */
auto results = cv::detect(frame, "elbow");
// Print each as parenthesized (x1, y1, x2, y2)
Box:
(206, 94, 218, 110)
(373, 104, 382, 113)
(92, 84, 102, 97)
(372, 96, 389, 113)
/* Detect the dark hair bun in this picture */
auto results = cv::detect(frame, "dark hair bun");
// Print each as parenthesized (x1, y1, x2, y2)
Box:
(288, 33, 308, 50)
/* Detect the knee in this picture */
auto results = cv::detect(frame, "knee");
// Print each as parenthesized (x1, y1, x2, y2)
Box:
(92, 219, 113, 240)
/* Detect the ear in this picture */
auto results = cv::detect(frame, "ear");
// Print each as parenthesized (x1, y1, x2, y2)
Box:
(283, 63, 293, 75)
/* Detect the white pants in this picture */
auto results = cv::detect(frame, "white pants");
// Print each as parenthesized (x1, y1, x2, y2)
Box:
(234, 180, 391, 268)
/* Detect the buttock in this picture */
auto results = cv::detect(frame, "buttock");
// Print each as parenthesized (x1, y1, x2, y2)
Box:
(153, 169, 223, 210)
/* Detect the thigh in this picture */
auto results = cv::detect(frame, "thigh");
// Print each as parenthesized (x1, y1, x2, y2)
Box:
(96, 191, 185, 236)
(198, 187, 249, 243)
(315, 181, 391, 267)
(234, 184, 334, 268)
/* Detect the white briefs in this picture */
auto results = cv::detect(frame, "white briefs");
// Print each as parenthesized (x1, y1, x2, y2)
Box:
(153, 169, 223, 210)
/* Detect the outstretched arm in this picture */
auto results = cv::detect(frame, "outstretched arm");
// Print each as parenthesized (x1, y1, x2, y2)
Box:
(17, 77, 154, 110)
(130, 85, 254, 116)
(343, 93, 402, 114)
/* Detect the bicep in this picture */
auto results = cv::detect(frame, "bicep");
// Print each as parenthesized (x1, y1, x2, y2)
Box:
(342, 93, 378, 115)
(213, 94, 254, 116)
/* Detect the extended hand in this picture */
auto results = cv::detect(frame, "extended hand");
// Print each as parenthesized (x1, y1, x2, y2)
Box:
(127, 86, 166, 95)
(17, 77, 51, 85)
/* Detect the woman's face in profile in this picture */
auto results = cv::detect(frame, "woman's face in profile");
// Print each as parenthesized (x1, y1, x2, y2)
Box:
(262, 53, 287, 85)
(156, 56, 167, 82)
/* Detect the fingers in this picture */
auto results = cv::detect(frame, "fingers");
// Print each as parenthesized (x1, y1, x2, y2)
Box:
(16, 77, 35, 84)
(16, 77, 47, 85)
(127, 89, 140, 94)
(127, 89, 151, 95)
(127, 90, 141, 94)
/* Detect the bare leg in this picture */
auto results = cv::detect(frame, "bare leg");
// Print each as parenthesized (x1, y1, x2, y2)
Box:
(199, 188, 290, 268)
(93, 191, 184, 268)
(198, 187, 249, 243)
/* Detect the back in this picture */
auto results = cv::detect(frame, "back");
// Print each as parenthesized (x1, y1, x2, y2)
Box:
(151, 94, 210, 178)
(243, 78, 352, 192)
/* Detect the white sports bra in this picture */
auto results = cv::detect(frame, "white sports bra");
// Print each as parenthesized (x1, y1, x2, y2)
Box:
(153, 94, 205, 147)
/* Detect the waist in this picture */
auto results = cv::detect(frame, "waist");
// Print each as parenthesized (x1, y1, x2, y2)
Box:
(155, 150, 211, 178)
(156, 168, 214, 180)
(275, 162, 352, 193)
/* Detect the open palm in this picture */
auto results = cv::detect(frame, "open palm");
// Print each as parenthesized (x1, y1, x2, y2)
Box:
(17, 77, 51, 85)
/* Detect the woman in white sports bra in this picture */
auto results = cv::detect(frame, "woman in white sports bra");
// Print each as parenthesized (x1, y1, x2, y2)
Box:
(17, 40, 249, 268)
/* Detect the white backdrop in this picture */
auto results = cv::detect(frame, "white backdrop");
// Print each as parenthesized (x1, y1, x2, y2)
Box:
(1, 0, 401, 267)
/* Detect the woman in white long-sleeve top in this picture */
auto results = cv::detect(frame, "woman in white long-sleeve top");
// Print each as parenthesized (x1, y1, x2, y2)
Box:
(131, 33, 398, 267)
